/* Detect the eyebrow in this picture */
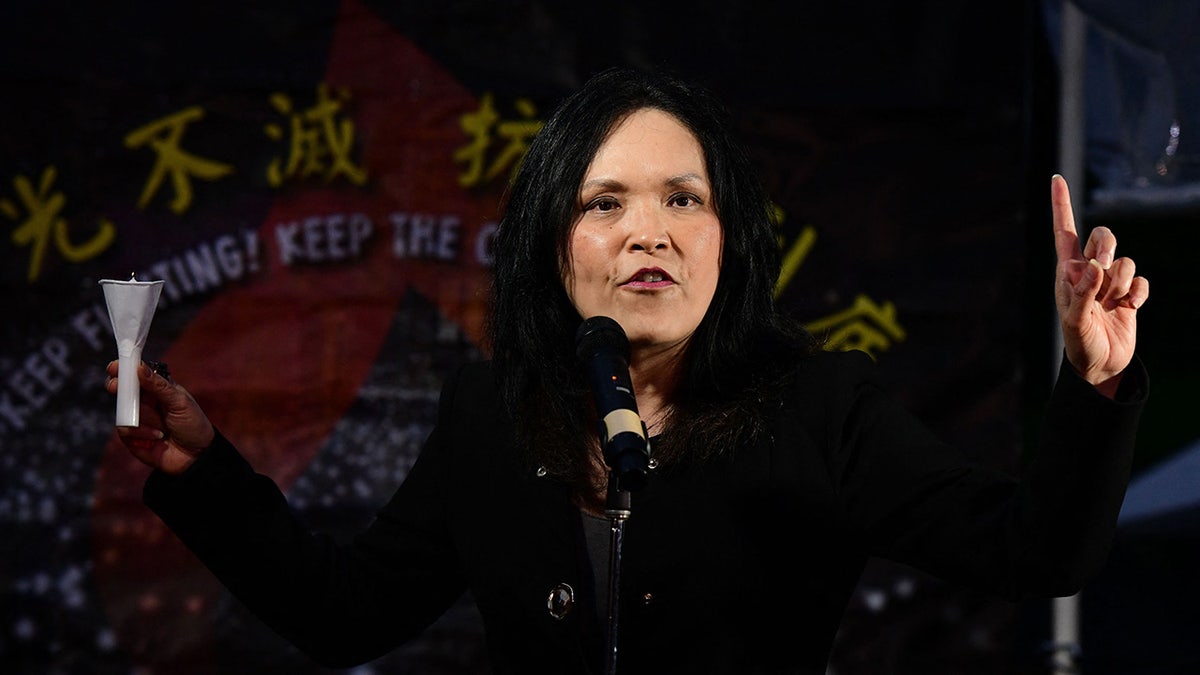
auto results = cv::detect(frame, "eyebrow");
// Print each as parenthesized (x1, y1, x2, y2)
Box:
(665, 173, 706, 188)
(578, 173, 708, 194)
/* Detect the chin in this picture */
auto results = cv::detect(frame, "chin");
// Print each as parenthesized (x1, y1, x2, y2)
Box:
(625, 325, 695, 354)
(582, 311, 699, 355)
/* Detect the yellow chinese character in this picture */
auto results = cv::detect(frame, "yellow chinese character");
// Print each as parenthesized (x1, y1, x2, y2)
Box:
(454, 94, 543, 188)
(3, 166, 115, 282)
(124, 106, 234, 214)
(485, 98, 543, 183)
(805, 294, 906, 359)
(264, 84, 367, 187)
(774, 224, 817, 298)
(453, 93, 500, 188)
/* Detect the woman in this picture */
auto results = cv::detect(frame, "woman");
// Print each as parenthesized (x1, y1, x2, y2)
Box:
(107, 67, 1149, 674)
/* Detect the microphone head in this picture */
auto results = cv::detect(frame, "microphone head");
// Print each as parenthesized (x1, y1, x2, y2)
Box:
(575, 316, 630, 362)
(574, 315, 649, 492)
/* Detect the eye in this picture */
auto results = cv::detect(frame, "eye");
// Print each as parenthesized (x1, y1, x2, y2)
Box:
(668, 192, 702, 208)
(584, 197, 620, 213)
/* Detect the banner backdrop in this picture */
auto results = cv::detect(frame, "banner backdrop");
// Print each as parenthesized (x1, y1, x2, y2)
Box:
(2, 1, 1060, 672)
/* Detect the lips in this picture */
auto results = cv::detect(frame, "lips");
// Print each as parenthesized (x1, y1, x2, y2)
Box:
(622, 267, 674, 286)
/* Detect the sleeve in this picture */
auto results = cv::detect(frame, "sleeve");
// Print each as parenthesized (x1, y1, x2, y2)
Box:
(143, 365, 471, 667)
(832, 351, 1148, 601)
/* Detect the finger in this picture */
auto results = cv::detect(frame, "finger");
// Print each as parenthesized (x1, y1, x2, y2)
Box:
(1067, 258, 1105, 323)
(106, 359, 152, 389)
(1125, 275, 1150, 310)
(1051, 174, 1082, 265)
(117, 425, 163, 443)
(124, 438, 170, 467)
(1105, 261, 1149, 311)
(105, 359, 146, 395)
(136, 360, 173, 391)
(1100, 257, 1136, 310)
(145, 368, 186, 418)
(1083, 226, 1116, 270)
(115, 425, 167, 459)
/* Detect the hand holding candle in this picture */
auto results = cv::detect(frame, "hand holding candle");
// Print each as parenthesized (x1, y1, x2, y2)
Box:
(100, 274, 164, 427)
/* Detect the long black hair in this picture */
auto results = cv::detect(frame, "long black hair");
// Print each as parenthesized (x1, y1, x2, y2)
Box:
(488, 66, 818, 486)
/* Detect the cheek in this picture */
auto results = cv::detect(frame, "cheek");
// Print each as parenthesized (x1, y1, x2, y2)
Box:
(695, 228, 723, 288)
(563, 238, 603, 310)
(567, 234, 609, 284)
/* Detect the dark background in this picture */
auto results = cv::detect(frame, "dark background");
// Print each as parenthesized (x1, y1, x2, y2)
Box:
(1, 1, 1195, 673)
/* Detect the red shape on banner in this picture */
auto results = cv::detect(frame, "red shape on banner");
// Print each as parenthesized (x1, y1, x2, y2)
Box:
(91, 0, 496, 668)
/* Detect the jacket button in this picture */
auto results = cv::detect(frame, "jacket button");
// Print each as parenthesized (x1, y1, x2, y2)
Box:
(547, 582, 574, 620)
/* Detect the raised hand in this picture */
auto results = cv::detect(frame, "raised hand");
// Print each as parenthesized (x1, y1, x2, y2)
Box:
(1051, 174, 1149, 397)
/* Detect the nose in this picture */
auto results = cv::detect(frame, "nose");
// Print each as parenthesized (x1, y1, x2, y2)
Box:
(625, 204, 670, 253)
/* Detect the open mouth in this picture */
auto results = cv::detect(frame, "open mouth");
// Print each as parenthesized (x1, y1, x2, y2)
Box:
(624, 268, 673, 284)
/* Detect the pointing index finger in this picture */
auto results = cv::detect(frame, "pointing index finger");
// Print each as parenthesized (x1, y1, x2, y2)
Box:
(1052, 174, 1082, 264)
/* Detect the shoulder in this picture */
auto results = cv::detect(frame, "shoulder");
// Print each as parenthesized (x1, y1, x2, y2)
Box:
(424, 360, 517, 469)
(450, 359, 498, 388)
(436, 359, 506, 424)
(782, 348, 879, 399)
(791, 348, 875, 377)
(439, 359, 500, 404)
(766, 348, 886, 434)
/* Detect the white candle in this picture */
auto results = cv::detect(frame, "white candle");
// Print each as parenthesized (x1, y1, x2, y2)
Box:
(100, 275, 164, 427)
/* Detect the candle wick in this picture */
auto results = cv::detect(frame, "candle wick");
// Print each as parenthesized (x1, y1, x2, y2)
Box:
(129, 272, 137, 281)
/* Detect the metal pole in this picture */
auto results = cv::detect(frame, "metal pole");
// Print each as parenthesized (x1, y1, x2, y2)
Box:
(1052, 2, 1088, 673)
(604, 483, 631, 675)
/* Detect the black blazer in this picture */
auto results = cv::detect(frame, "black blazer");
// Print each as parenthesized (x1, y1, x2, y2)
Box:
(146, 349, 1147, 674)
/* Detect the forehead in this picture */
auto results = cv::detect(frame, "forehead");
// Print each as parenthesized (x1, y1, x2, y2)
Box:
(587, 108, 705, 170)
(607, 107, 692, 138)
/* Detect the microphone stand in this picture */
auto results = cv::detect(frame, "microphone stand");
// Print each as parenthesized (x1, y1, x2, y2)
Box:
(604, 478, 631, 675)
(574, 315, 650, 674)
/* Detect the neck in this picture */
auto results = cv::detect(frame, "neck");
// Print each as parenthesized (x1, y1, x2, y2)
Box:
(628, 341, 686, 435)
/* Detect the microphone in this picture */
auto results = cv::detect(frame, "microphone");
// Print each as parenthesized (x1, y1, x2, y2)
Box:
(575, 316, 651, 492)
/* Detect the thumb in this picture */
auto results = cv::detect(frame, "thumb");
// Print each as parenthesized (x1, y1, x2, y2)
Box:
(1065, 258, 1104, 322)
(137, 362, 214, 451)
(137, 361, 177, 402)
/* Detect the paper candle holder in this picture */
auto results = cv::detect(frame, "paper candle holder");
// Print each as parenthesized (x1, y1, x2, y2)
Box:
(100, 275, 164, 427)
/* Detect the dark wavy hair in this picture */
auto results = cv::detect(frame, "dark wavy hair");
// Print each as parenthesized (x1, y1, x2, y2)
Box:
(487, 66, 818, 486)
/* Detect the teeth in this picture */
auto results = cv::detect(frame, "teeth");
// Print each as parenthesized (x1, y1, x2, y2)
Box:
(640, 272, 664, 282)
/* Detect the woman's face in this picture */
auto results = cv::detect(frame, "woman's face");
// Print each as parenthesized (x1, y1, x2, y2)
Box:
(563, 108, 722, 358)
